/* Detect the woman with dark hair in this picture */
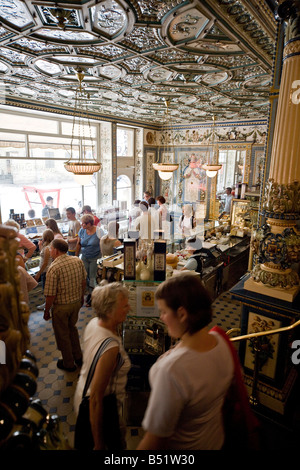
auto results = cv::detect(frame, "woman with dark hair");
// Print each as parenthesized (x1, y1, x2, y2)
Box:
(137, 273, 234, 450)
(156, 195, 172, 239)
(45, 218, 64, 239)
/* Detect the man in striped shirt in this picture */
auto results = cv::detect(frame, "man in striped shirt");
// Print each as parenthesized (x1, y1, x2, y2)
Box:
(44, 239, 87, 372)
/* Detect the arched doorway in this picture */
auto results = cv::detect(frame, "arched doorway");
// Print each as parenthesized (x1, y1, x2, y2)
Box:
(117, 174, 132, 210)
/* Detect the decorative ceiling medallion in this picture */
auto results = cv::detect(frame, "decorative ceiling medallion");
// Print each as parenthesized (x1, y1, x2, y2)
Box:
(244, 75, 272, 88)
(90, 0, 133, 39)
(202, 71, 230, 86)
(15, 86, 37, 97)
(134, 92, 161, 103)
(190, 109, 207, 116)
(33, 29, 99, 44)
(146, 67, 174, 83)
(138, 0, 183, 20)
(96, 64, 124, 80)
(102, 90, 121, 101)
(32, 59, 62, 76)
(166, 7, 211, 45)
(210, 96, 232, 106)
(121, 26, 165, 52)
(178, 95, 198, 104)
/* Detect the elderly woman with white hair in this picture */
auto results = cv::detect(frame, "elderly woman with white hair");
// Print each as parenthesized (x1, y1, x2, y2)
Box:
(74, 282, 131, 451)
(5, 219, 36, 263)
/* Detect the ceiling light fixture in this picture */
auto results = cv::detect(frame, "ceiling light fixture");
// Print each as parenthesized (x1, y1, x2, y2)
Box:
(202, 115, 222, 178)
(153, 99, 179, 180)
(64, 67, 101, 185)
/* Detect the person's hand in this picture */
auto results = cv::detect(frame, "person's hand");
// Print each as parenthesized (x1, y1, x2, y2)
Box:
(43, 309, 51, 321)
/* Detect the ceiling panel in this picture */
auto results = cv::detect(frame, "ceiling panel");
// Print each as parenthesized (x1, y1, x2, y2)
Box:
(0, 0, 277, 125)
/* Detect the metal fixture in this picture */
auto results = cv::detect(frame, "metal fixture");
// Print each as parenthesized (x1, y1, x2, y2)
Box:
(202, 116, 222, 178)
(64, 68, 101, 185)
(152, 100, 179, 180)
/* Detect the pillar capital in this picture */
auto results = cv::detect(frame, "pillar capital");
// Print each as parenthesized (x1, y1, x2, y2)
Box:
(276, 1, 300, 42)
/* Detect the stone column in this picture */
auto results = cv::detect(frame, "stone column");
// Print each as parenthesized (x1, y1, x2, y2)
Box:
(245, 0, 300, 302)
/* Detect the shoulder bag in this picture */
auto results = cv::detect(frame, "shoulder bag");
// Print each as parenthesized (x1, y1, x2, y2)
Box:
(210, 326, 261, 450)
(74, 337, 125, 451)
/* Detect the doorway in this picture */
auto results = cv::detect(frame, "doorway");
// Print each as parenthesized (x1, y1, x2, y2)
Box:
(117, 173, 132, 210)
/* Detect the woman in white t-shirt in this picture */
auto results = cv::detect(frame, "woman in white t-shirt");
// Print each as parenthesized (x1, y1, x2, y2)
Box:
(156, 195, 171, 239)
(137, 273, 234, 450)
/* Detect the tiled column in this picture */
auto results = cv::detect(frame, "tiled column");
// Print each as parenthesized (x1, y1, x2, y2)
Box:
(245, 1, 300, 301)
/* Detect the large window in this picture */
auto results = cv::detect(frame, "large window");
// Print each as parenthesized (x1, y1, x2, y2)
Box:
(0, 108, 98, 222)
(116, 125, 135, 211)
(117, 174, 132, 210)
(0, 132, 26, 158)
(117, 127, 134, 157)
(217, 149, 246, 193)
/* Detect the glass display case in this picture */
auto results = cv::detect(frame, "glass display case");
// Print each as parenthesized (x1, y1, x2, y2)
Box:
(230, 199, 251, 237)
(245, 191, 260, 228)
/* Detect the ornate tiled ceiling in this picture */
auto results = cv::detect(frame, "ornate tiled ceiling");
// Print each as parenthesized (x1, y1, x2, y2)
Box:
(0, 0, 277, 125)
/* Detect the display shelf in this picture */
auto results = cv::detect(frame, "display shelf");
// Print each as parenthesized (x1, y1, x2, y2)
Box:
(230, 199, 251, 237)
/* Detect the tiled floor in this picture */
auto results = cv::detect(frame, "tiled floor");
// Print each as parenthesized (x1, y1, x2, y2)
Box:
(27, 285, 242, 450)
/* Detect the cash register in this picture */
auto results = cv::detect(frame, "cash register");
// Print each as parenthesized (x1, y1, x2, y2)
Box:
(199, 246, 222, 268)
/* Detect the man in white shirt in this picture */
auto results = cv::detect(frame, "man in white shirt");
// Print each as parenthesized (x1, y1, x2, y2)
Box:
(66, 206, 81, 255)
(224, 187, 233, 214)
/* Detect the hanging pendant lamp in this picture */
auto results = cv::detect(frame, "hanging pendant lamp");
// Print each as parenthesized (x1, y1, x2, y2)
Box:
(64, 68, 101, 185)
(202, 115, 222, 178)
(153, 99, 179, 180)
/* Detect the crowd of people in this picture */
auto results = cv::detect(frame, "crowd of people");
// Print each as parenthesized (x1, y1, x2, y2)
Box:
(3, 186, 256, 451)
(72, 274, 236, 451)
(71, 273, 257, 451)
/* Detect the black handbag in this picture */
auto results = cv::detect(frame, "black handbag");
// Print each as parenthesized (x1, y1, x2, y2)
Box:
(74, 337, 125, 451)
